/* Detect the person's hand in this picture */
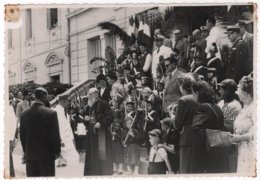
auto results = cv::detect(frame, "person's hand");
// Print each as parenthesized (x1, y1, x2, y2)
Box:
(94, 122, 101, 129)
(157, 144, 165, 148)
(229, 134, 242, 144)
(84, 116, 90, 121)
(129, 130, 134, 137)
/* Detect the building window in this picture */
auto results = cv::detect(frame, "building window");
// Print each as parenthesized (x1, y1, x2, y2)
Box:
(25, 9, 32, 40)
(50, 75, 60, 83)
(93, 38, 102, 57)
(23, 61, 36, 82)
(8, 30, 12, 49)
(45, 52, 63, 82)
(47, 8, 58, 30)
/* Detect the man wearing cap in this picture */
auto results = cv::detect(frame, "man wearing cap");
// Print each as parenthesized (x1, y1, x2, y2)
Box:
(83, 87, 113, 175)
(226, 25, 248, 83)
(237, 20, 253, 74)
(152, 34, 173, 81)
(172, 28, 189, 71)
(20, 87, 61, 177)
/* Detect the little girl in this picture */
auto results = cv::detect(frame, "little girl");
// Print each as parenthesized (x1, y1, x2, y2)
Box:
(122, 116, 141, 175)
(148, 129, 173, 174)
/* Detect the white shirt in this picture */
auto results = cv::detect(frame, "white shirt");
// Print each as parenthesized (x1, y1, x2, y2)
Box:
(242, 32, 248, 40)
(205, 26, 222, 58)
(149, 145, 168, 162)
(152, 45, 173, 79)
(100, 87, 106, 97)
(143, 53, 152, 72)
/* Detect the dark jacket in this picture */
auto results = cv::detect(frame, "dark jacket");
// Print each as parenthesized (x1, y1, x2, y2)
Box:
(98, 85, 111, 103)
(84, 99, 114, 175)
(226, 38, 248, 83)
(191, 103, 227, 173)
(20, 102, 61, 161)
(173, 94, 197, 146)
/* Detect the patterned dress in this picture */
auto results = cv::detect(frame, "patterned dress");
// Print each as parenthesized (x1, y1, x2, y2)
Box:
(233, 102, 255, 176)
(218, 99, 242, 172)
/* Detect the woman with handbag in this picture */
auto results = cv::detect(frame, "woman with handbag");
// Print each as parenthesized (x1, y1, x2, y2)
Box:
(171, 73, 198, 173)
(229, 75, 255, 176)
(217, 79, 242, 172)
(191, 80, 228, 173)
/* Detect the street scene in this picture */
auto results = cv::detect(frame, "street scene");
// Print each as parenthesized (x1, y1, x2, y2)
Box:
(5, 4, 256, 178)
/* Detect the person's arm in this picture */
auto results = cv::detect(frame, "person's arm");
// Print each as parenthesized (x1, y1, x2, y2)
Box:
(15, 103, 22, 122)
(143, 54, 152, 72)
(51, 111, 61, 157)
(235, 43, 248, 82)
(20, 113, 26, 152)
(161, 143, 175, 154)
(159, 148, 173, 174)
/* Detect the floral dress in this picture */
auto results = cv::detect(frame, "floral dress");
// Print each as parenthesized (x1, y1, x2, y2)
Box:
(233, 102, 255, 176)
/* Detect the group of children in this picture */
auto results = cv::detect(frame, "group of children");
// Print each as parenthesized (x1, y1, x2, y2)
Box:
(110, 95, 175, 175)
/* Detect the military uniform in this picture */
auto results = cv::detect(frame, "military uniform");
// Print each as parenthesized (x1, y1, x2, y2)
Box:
(226, 37, 248, 83)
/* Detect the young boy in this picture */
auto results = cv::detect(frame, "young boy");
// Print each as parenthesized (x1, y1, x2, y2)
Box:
(148, 129, 173, 174)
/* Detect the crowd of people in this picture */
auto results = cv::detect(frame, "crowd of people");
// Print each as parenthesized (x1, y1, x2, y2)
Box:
(8, 16, 255, 177)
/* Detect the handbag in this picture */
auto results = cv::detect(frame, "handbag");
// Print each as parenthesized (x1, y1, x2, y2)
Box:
(205, 129, 232, 151)
(205, 104, 232, 151)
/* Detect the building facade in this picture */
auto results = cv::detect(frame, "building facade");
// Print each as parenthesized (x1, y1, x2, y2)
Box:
(7, 6, 70, 85)
(7, 5, 254, 86)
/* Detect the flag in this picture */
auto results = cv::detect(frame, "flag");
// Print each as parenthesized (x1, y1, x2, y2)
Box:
(137, 20, 144, 45)
(134, 15, 139, 37)
(129, 16, 136, 45)
(142, 18, 152, 51)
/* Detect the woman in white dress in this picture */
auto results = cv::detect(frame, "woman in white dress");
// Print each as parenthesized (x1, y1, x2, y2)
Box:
(229, 75, 255, 176)
(52, 97, 80, 177)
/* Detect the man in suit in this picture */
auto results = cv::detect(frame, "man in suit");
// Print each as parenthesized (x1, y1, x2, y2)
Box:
(226, 25, 248, 83)
(152, 34, 173, 81)
(20, 87, 61, 177)
(172, 28, 189, 71)
(238, 20, 253, 74)
(9, 93, 21, 114)
(163, 55, 183, 114)
(96, 73, 111, 103)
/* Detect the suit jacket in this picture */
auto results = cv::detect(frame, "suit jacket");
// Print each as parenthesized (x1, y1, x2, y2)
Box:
(243, 32, 253, 73)
(163, 69, 183, 112)
(173, 37, 189, 69)
(20, 102, 61, 161)
(99, 85, 111, 103)
(226, 38, 248, 83)
(173, 94, 197, 146)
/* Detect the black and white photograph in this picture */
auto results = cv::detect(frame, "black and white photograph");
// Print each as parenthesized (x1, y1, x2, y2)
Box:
(2, 2, 258, 178)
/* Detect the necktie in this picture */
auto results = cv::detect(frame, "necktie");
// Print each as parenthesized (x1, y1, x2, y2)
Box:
(157, 47, 160, 54)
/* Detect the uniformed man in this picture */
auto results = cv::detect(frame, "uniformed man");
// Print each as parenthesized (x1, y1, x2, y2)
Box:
(225, 25, 248, 83)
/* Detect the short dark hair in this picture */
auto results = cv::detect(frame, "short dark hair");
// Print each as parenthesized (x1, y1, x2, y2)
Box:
(177, 73, 196, 94)
(192, 80, 216, 103)
(106, 73, 117, 81)
(22, 89, 29, 96)
(207, 17, 216, 26)
(34, 87, 48, 100)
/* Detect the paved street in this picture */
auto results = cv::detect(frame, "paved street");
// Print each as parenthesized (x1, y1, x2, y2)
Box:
(11, 142, 149, 178)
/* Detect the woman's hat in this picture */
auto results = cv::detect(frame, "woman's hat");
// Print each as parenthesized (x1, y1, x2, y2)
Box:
(218, 79, 237, 92)
(148, 129, 162, 139)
